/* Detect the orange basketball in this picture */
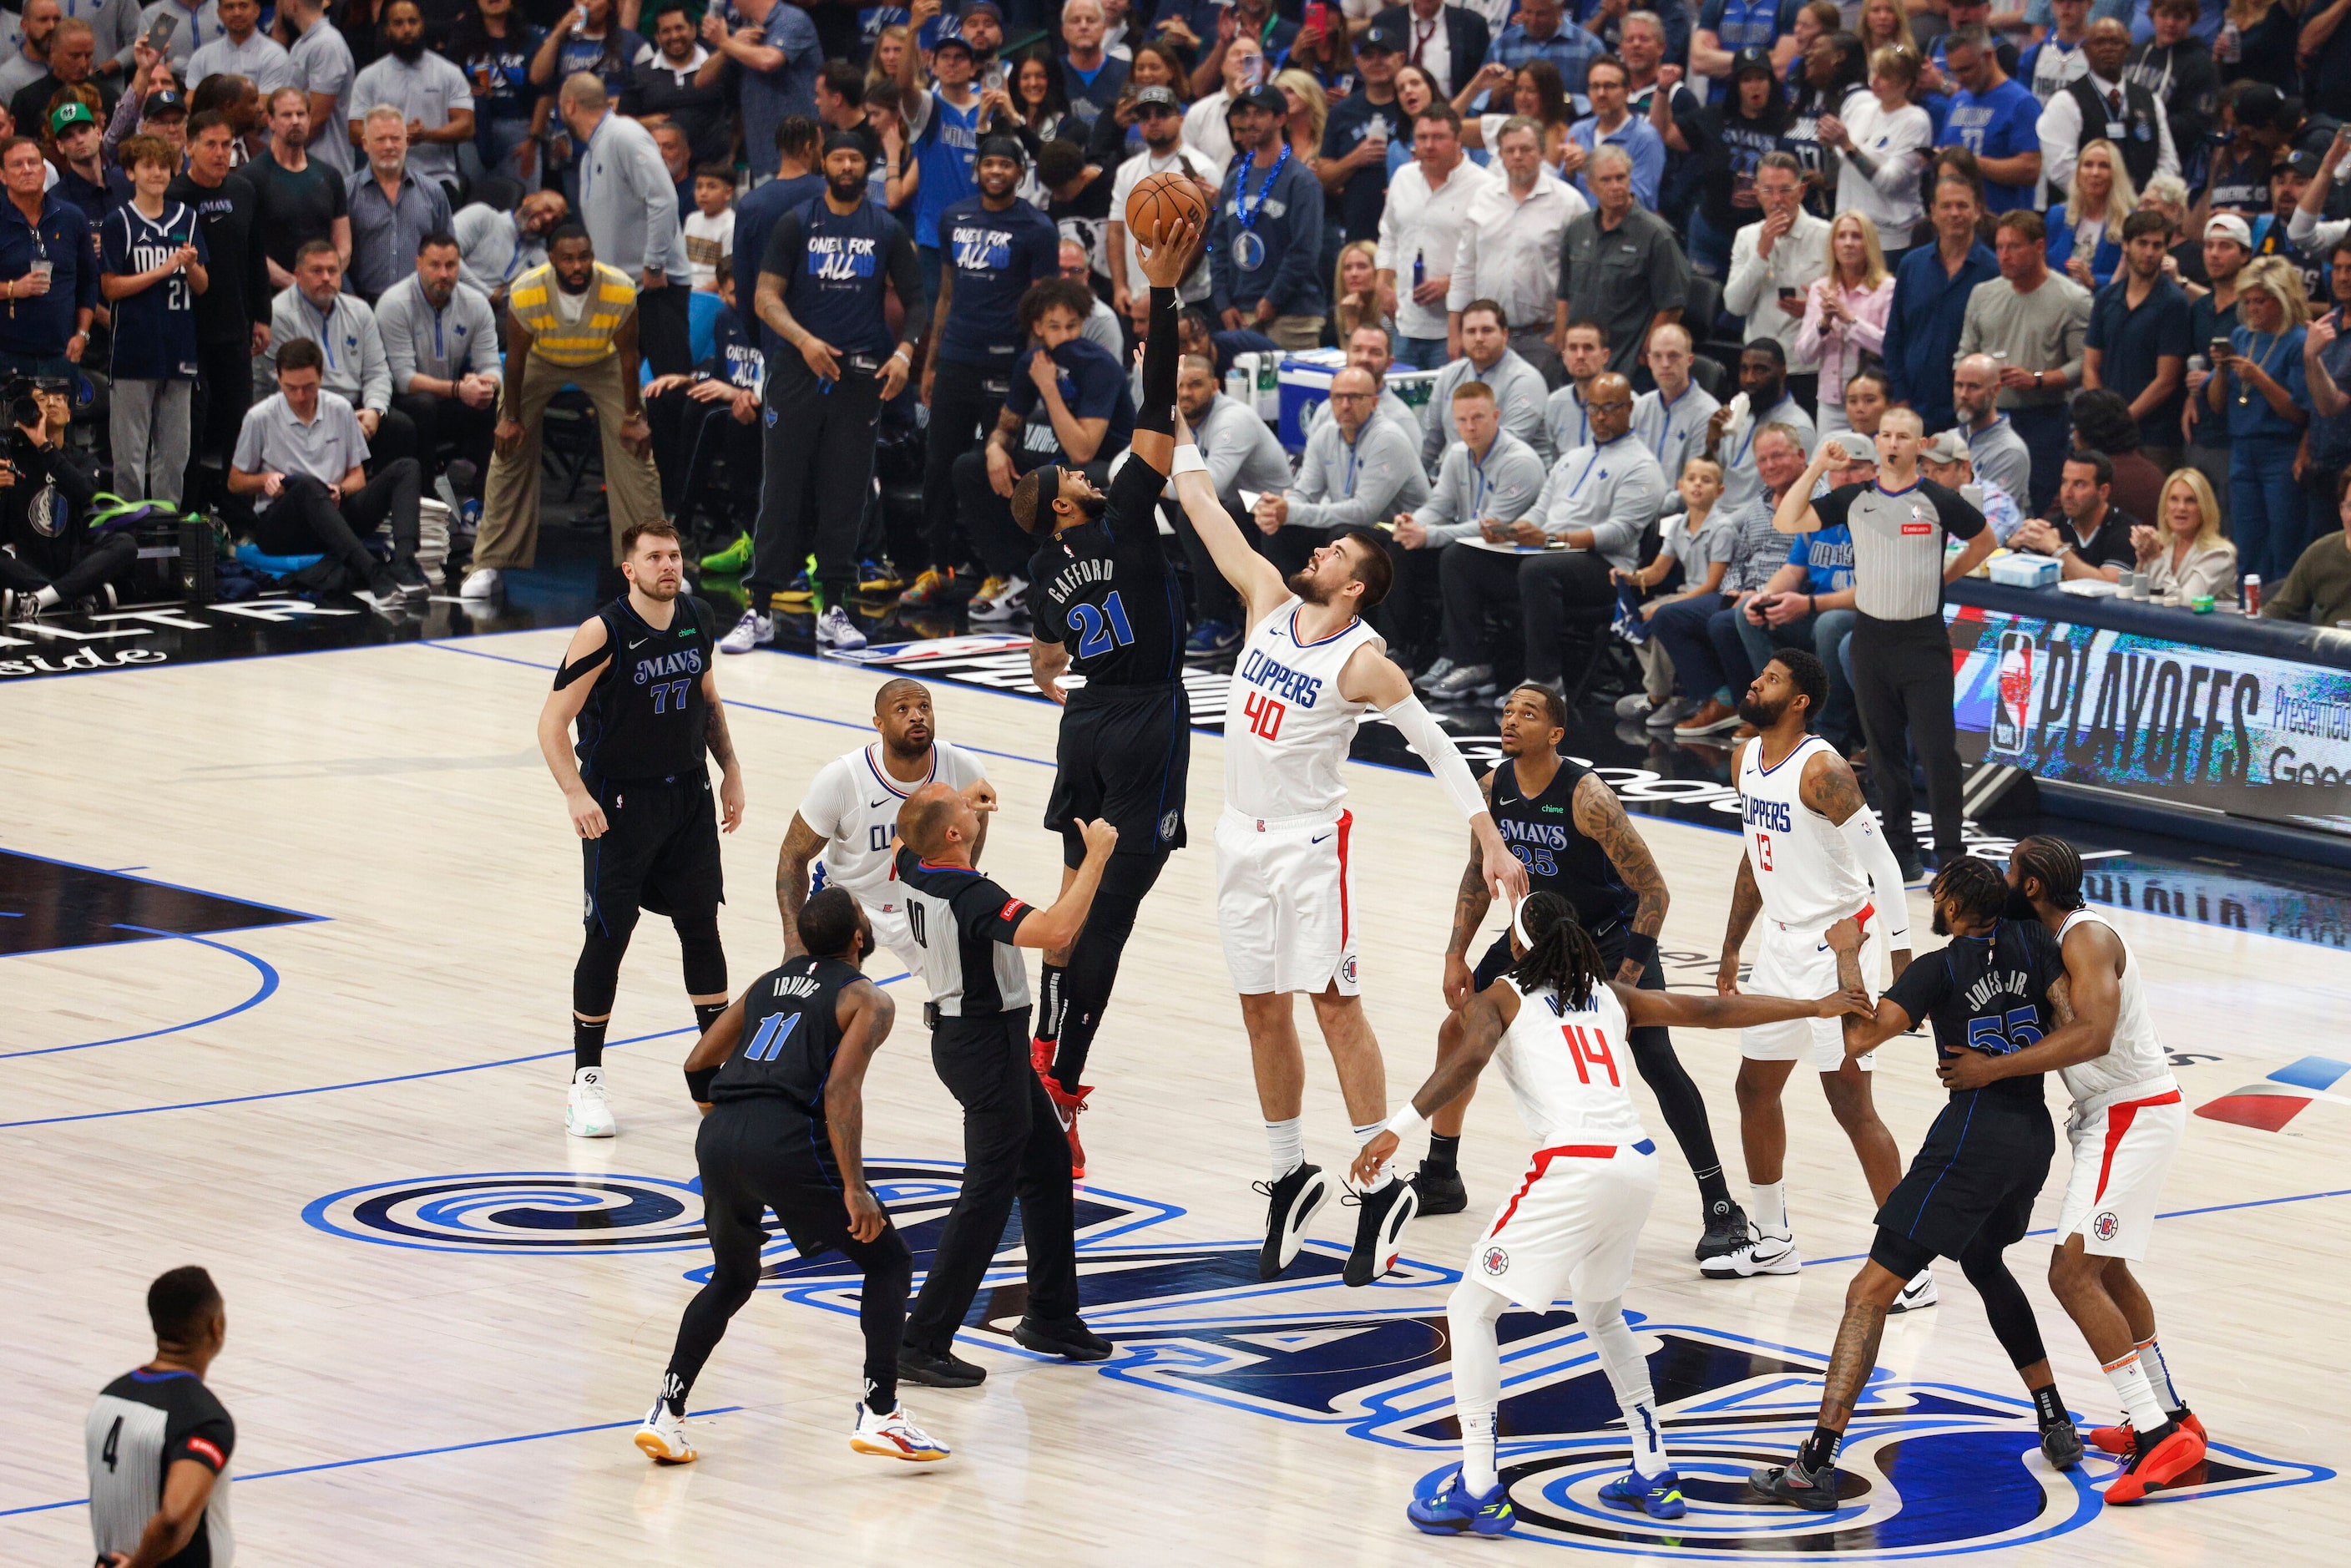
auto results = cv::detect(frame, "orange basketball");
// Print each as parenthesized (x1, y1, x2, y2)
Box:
(1124, 169, 1211, 251)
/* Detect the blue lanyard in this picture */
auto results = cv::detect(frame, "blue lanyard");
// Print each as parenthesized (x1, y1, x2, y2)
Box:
(1731, 405, 1773, 470)
(431, 302, 444, 362)
(1649, 384, 1690, 463)
(1232, 146, 1291, 232)
(1563, 440, 1615, 505)
(503, 216, 527, 282)
(1469, 443, 1493, 518)
(302, 295, 338, 372)
(1340, 426, 1359, 495)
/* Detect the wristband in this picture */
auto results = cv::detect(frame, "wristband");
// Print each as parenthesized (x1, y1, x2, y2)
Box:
(1170, 443, 1208, 477)
(684, 1065, 719, 1102)
(1381, 1101, 1427, 1141)
(1620, 929, 1660, 972)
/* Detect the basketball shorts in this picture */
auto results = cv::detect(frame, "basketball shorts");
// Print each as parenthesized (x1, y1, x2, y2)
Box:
(1216, 807, 1358, 996)
(1875, 1095, 2054, 1261)
(2054, 1086, 2185, 1260)
(1046, 680, 1190, 863)
(1469, 1140, 1659, 1312)
(582, 771, 723, 931)
(696, 1097, 858, 1263)
(1739, 912, 1884, 1070)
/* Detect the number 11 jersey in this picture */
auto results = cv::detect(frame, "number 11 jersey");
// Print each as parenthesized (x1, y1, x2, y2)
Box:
(1225, 597, 1383, 822)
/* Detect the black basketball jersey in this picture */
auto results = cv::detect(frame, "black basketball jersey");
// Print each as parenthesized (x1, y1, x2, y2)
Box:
(1883, 918, 2065, 1109)
(87, 1368, 235, 1568)
(1026, 454, 1185, 693)
(1490, 756, 1636, 933)
(573, 595, 719, 786)
(709, 955, 862, 1126)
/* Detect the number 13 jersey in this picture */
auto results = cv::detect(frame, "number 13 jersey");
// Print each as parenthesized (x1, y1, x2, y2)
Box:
(1225, 598, 1384, 821)
(1737, 733, 1869, 928)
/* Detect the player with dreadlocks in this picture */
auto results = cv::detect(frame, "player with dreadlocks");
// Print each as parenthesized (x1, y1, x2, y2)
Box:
(1752, 856, 2086, 1512)
(1946, 834, 2206, 1505)
(1352, 892, 1868, 1536)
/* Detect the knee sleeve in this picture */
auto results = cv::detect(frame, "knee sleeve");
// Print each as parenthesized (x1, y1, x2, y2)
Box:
(671, 908, 727, 997)
(1445, 1279, 1510, 1409)
(1581, 1297, 1657, 1410)
(1961, 1242, 2047, 1370)
(574, 918, 637, 1016)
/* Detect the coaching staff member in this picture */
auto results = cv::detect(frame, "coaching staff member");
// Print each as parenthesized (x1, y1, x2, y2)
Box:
(1773, 414, 1996, 882)
(893, 781, 1117, 1387)
(725, 129, 920, 657)
(87, 1267, 235, 1568)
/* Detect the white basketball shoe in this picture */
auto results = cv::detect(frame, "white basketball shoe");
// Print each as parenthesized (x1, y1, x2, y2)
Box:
(633, 1398, 697, 1463)
(566, 1068, 617, 1138)
(850, 1401, 951, 1461)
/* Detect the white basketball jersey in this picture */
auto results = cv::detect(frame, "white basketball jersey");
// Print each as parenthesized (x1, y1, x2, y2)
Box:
(1494, 976, 1649, 1146)
(1224, 599, 1385, 820)
(1737, 736, 1869, 928)
(798, 741, 989, 908)
(2055, 908, 2178, 1110)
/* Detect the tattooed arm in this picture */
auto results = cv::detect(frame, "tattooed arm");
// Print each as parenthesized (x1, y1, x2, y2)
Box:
(774, 813, 827, 958)
(1800, 747, 1912, 974)
(700, 668, 745, 833)
(1442, 770, 1499, 1009)
(1575, 773, 1667, 985)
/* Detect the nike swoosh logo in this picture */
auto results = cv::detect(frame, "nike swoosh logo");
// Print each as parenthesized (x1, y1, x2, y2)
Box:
(870, 799, 892, 809)
(1311, 833, 1332, 845)
(629, 638, 650, 649)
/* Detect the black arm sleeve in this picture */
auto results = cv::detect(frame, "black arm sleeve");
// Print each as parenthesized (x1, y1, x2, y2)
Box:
(886, 225, 926, 346)
(1135, 285, 1178, 437)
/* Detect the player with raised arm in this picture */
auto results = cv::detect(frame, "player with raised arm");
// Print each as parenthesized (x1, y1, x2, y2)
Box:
(774, 678, 995, 977)
(1750, 862, 2085, 1510)
(635, 888, 948, 1468)
(1707, 650, 1925, 1303)
(1354, 893, 1868, 1536)
(534, 520, 744, 1140)
(1943, 835, 2204, 1505)
(1416, 681, 1747, 1267)
(1013, 212, 1205, 1177)
(1168, 371, 1532, 1288)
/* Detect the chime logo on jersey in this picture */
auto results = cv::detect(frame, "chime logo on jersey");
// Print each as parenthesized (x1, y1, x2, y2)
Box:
(317, 1161, 2330, 1551)
(807, 234, 879, 281)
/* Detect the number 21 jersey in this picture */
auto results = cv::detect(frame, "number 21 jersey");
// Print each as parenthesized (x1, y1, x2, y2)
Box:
(103, 201, 206, 382)
(1028, 454, 1184, 691)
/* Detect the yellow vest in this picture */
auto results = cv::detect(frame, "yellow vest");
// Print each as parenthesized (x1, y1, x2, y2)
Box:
(511, 261, 638, 367)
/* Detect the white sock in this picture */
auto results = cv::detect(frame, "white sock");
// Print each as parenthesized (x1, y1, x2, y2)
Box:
(1352, 1120, 1393, 1191)
(1585, 1298, 1671, 1474)
(2102, 1350, 2166, 1432)
(574, 1065, 602, 1087)
(1459, 1402, 1499, 1494)
(33, 584, 61, 609)
(1621, 1399, 1668, 1474)
(1266, 1116, 1303, 1181)
(2136, 1334, 2185, 1411)
(1751, 1180, 1788, 1235)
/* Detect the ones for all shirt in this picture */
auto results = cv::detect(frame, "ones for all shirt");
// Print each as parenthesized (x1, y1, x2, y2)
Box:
(934, 193, 1060, 366)
(101, 199, 206, 380)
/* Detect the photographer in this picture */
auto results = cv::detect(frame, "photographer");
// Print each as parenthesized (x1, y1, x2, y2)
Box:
(0, 375, 127, 620)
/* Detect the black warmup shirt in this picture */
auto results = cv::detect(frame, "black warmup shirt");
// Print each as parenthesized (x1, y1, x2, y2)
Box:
(234, 153, 350, 281)
(709, 955, 862, 1131)
(572, 595, 718, 786)
(167, 171, 268, 347)
(1489, 756, 1636, 933)
(1027, 453, 1185, 692)
(1883, 917, 2065, 1110)
(87, 1367, 234, 1568)
(892, 846, 1034, 1018)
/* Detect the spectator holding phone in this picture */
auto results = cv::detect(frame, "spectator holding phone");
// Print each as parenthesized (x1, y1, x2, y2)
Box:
(0, 134, 95, 377)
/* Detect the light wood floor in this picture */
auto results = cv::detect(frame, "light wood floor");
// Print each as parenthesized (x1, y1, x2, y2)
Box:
(3, 628, 2344, 1564)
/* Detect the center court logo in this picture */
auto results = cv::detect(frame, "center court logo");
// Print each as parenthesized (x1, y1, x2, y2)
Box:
(311, 1163, 2328, 1554)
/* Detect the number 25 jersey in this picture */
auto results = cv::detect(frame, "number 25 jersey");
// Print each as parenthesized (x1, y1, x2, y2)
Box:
(1224, 598, 1383, 821)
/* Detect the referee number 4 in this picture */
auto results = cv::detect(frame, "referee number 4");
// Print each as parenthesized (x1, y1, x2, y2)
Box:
(1244, 690, 1285, 741)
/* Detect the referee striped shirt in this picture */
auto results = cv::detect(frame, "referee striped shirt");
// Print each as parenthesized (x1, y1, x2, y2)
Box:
(1806, 478, 1986, 622)
(88, 1368, 235, 1566)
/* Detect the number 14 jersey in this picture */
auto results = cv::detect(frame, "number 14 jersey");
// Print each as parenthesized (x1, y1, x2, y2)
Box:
(1225, 597, 1384, 821)
(1494, 976, 1647, 1146)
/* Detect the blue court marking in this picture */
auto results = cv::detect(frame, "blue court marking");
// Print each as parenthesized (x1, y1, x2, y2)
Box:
(1802, 1186, 2351, 1267)
(0, 974, 912, 1130)
(0, 1405, 747, 1519)
(0, 925, 281, 1060)
(422, 640, 1065, 772)
(2267, 1055, 2351, 1091)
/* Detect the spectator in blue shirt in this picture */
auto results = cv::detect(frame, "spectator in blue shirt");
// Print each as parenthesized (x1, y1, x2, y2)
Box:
(1939, 26, 2044, 213)
(1575, 0, 1693, 68)
(1563, 53, 1665, 210)
(1487, 0, 1603, 97)
(1692, 0, 1788, 105)
(2210, 254, 2311, 579)
(1210, 83, 1326, 350)
(1881, 172, 1998, 431)
(702, 0, 820, 194)
(2082, 210, 2193, 463)
(0, 136, 97, 376)
(1058, 0, 1128, 131)
(2302, 235, 2351, 543)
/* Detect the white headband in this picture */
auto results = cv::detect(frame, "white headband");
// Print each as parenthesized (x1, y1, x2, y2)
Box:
(1510, 898, 1531, 948)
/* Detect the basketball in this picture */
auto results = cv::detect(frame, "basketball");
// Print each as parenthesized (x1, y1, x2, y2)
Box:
(1124, 169, 1210, 252)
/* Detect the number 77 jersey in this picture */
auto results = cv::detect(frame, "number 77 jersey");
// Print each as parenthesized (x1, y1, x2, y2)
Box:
(1224, 596, 1387, 821)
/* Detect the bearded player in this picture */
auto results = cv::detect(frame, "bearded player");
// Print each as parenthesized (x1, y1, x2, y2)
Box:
(1167, 403, 1529, 1288)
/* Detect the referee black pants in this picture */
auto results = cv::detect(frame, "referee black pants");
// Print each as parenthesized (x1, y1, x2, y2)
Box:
(904, 1007, 1080, 1352)
(922, 358, 1009, 573)
(747, 364, 881, 612)
(1849, 611, 1965, 862)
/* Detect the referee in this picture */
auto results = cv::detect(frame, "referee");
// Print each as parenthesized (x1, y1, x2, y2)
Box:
(1772, 413, 1997, 881)
(87, 1267, 235, 1568)
(893, 782, 1117, 1387)
(536, 521, 746, 1141)
(726, 130, 923, 657)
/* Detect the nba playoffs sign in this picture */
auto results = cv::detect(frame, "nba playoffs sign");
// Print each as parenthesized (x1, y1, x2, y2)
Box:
(1949, 601, 2351, 835)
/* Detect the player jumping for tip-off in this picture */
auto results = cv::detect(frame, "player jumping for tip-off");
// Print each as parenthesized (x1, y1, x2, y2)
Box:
(1168, 357, 1530, 1287)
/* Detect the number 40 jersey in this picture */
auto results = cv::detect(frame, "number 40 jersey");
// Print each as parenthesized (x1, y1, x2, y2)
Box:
(1225, 596, 1385, 822)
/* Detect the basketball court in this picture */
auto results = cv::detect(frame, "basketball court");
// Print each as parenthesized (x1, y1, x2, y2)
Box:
(4, 624, 2343, 1562)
